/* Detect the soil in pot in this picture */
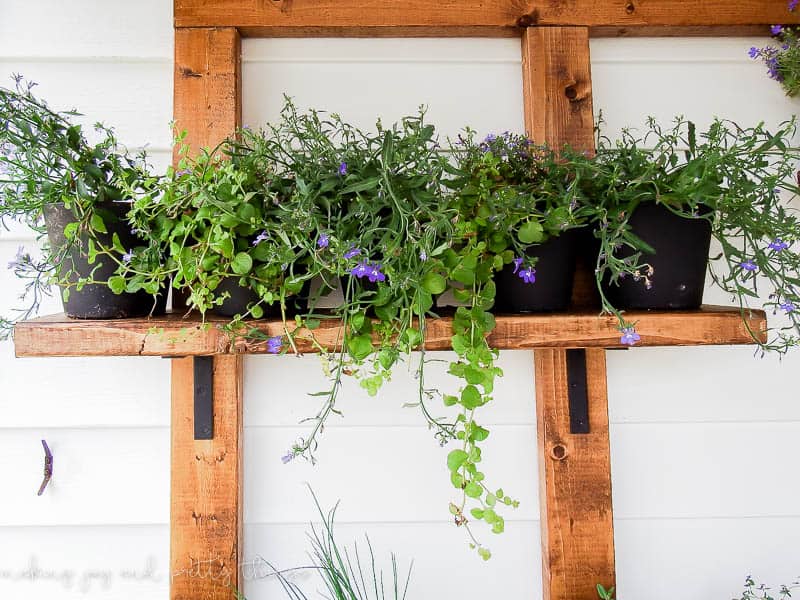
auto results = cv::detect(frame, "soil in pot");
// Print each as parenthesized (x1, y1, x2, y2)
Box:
(493, 230, 578, 313)
(44, 202, 167, 319)
(602, 202, 711, 310)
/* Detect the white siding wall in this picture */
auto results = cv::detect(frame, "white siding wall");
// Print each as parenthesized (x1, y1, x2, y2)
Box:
(1, 4, 798, 599)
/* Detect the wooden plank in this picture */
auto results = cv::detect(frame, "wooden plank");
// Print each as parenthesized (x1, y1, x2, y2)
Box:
(174, 0, 799, 35)
(171, 26, 243, 600)
(170, 356, 243, 600)
(174, 28, 241, 158)
(534, 348, 615, 599)
(12, 306, 767, 357)
(524, 26, 615, 600)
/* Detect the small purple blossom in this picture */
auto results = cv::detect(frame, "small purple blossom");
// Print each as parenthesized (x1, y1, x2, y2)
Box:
(350, 262, 370, 278)
(748, 46, 760, 59)
(367, 264, 386, 283)
(740, 259, 758, 272)
(317, 233, 330, 249)
(343, 246, 361, 260)
(769, 238, 790, 252)
(518, 266, 536, 284)
(267, 336, 283, 354)
(252, 231, 269, 246)
(122, 251, 134, 264)
(791, 0, 798, 11)
(772, 24, 784, 35)
(175, 168, 191, 177)
(780, 301, 796, 313)
(419, 250, 427, 262)
(620, 327, 641, 346)
(338, 162, 348, 176)
(350, 261, 386, 283)
(512, 257, 524, 274)
(7, 245, 26, 270)
(281, 451, 295, 464)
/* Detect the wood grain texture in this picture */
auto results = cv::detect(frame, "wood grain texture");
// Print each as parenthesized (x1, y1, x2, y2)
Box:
(174, 28, 241, 159)
(535, 348, 615, 599)
(12, 306, 767, 357)
(174, 0, 798, 35)
(170, 356, 243, 600)
(524, 26, 615, 600)
(172, 26, 243, 600)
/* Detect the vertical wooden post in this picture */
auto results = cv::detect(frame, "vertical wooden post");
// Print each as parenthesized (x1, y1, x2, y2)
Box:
(172, 27, 243, 600)
(522, 27, 617, 600)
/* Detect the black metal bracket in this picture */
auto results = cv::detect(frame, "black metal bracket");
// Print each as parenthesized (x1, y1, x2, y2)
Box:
(566, 349, 590, 434)
(194, 356, 214, 440)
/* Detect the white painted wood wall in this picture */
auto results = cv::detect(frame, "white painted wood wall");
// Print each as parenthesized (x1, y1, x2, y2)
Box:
(1, 3, 799, 598)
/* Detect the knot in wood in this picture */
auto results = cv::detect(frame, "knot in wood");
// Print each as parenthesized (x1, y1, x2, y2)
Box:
(564, 85, 578, 100)
(516, 12, 538, 28)
(550, 443, 569, 461)
(625, 2, 636, 14)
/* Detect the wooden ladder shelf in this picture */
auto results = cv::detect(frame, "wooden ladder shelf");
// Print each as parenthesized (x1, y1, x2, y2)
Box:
(14, 2, 792, 598)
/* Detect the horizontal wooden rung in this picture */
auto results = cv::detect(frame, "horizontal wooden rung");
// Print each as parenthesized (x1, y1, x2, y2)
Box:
(13, 306, 766, 357)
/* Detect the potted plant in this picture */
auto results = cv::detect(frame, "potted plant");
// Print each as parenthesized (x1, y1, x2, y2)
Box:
(586, 116, 800, 351)
(0, 75, 164, 335)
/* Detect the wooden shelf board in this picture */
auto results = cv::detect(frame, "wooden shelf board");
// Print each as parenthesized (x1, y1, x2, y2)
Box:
(13, 305, 766, 357)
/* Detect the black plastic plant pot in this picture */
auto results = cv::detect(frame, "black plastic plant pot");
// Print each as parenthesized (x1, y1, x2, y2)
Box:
(494, 230, 578, 313)
(43, 202, 167, 319)
(602, 202, 712, 310)
(210, 277, 278, 319)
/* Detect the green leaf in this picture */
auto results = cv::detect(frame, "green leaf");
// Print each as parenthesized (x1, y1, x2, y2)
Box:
(464, 365, 485, 385)
(460, 385, 482, 409)
(443, 394, 458, 407)
(465, 481, 482, 498)
(518, 220, 544, 244)
(63, 222, 78, 240)
(90, 213, 107, 234)
(421, 272, 447, 295)
(231, 252, 253, 275)
(250, 304, 264, 319)
(108, 276, 126, 295)
(447, 449, 469, 472)
(347, 334, 373, 362)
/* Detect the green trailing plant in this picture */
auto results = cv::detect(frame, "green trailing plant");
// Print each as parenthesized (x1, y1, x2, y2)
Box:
(586, 116, 800, 352)
(0, 74, 154, 335)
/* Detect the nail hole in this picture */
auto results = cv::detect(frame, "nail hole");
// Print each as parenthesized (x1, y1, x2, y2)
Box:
(550, 444, 568, 460)
(625, 2, 635, 14)
(516, 14, 534, 28)
(565, 85, 578, 100)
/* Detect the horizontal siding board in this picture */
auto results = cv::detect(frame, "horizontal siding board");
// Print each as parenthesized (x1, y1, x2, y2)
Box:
(0, 0, 172, 59)
(242, 521, 541, 599)
(0, 525, 168, 600)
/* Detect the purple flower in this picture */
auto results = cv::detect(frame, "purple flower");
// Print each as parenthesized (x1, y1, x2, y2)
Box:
(7, 245, 26, 270)
(350, 261, 370, 278)
(252, 231, 269, 246)
(343, 246, 361, 260)
(518, 266, 536, 284)
(338, 162, 348, 176)
(122, 251, 134, 264)
(620, 327, 641, 346)
(267, 336, 282, 354)
(791, 0, 798, 11)
(748, 46, 760, 59)
(281, 451, 295, 464)
(780, 301, 796, 313)
(317, 233, 330, 249)
(175, 168, 191, 177)
(769, 239, 790, 252)
(419, 250, 428, 262)
(740, 259, 758, 272)
(512, 257, 524, 274)
(772, 24, 784, 35)
(367, 264, 386, 283)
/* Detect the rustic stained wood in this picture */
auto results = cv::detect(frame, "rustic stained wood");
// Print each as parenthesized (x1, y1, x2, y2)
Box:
(174, 0, 798, 36)
(523, 26, 616, 599)
(12, 307, 766, 357)
(171, 27, 243, 600)
(535, 348, 616, 599)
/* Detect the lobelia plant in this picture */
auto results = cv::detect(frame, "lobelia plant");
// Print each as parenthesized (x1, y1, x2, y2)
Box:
(0, 74, 158, 335)
(749, 0, 800, 96)
(585, 116, 800, 352)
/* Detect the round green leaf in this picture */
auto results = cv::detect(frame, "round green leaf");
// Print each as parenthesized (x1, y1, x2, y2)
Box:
(518, 220, 544, 244)
(421, 272, 447, 295)
(231, 252, 253, 275)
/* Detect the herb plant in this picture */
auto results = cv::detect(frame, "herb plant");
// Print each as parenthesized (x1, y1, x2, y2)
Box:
(749, 0, 800, 96)
(0, 75, 155, 335)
